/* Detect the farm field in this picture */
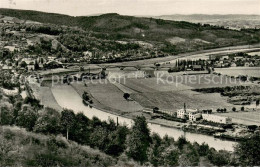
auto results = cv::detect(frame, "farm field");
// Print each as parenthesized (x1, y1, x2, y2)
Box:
(215, 111, 260, 125)
(71, 80, 143, 114)
(115, 76, 237, 111)
(160, 73, 249, 89)
(38, 87, 63, 111)
(29, 83, 62, 111)
(131, 90, 233, 111)
(121, 78, 192, 93)
(214, 67, 260, 77)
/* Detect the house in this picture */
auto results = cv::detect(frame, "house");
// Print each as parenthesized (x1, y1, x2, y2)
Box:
(21, 58, 34, 65)
(220, 56, 229, 60)
(177, 108, 201, 121)
(4, 46, 18, 52)
(1, 65, 13, 71)
(230, 62, 237, 67)
(202, 114, 232, 124)
(47, 56, 56, 61)
(244, 62, 250, 67)
(249, 62, 254, 67)
(192, 65, 203, 71)
(234, 56, 243, 61)
(27, 64, 35, 71)
(188, 110, 202, 121)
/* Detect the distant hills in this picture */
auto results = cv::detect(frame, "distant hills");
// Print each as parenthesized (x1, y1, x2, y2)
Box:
(0, 8, 260, 51)
(155, 14, 260, 30)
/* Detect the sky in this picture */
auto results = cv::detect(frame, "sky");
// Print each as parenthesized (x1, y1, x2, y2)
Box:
(0, 0, 260, 16)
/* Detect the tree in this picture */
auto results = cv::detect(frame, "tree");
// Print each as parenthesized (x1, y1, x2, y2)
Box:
(256, 99, 260, 108)
(153, 107, 159, 113)
(148, 133, 163, 166)
(207, 149, 231, 166)
(127, 116, 151, 164)
(162, 145, 179, 166)
(20, 61, 27, 68)
(60, 109, 76, 140)
(71, 113, 90, 144)
(34, 108, 61, 134)
(176, 136, 188, 150)
(105, 126, 128, 156)
(79, 66, 84, 71)
(235, 133, 260, 166)
(179, 144, 200, 166)
(16, 106, 38, 131)
(0, 106, 13, 125)
(241, 106, 245, 111)
(123, 93, 130, 100)
(232, 107, 236, 112)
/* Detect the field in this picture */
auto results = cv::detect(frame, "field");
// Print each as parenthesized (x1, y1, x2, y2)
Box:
(215, 111, 260, 125)
(116, 77, 234, 111)
(160, 73, 249, 89)
(122, 78, 192, 92)
(71, 80, 143, 114)
(38, 87, 63, 111)
(214, 67, 260, 77)
(29, 82, 62, 111)
(131, 90, 233, 111)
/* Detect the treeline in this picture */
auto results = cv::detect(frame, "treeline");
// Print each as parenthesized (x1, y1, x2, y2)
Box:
(1, 92, 260, 166)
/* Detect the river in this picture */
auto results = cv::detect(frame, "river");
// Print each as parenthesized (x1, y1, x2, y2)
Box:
(51, 84, 236, 151)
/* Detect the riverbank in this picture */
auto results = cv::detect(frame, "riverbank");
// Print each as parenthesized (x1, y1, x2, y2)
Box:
(49, 84, 236, 151)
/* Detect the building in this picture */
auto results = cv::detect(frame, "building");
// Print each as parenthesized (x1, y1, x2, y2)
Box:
(202, 114, 232, 124)
(188, 110, 202, 121)
(192, 65, 203, 71)
(230, 62, 237, 67)
(234, 56, 243, 61)
(220, 56, 229, 60)
(244, 62, 250, 67)
(177, 108, 201, 121)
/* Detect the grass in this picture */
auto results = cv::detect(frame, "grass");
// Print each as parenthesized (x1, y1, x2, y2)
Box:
(71, 80, 143, 114)
(0, 126, 117, 167)
(131, 90, 233, 111)
(113, 76, 237, 111)
(38, 87, 62, 111)
(160, 74, 247, 89)
(122, 78, 192, 92)
(29, 82, 62, 111)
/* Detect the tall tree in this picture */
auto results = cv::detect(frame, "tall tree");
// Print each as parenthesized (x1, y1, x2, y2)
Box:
(127, 116, 151, 164)
(60, 109, 76, 140)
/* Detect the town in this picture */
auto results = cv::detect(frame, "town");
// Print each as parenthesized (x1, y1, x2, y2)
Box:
(1, 7, 260, 167)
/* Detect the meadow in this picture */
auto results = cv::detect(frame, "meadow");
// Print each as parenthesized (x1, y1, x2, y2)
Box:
(130, 90, 233, 111)
(29, 82, 62, 111)
(160, 73, 247, 89)
(117, 77, 234, 111)
(71, 80, 143, 114)
(214, 67, 260, 77)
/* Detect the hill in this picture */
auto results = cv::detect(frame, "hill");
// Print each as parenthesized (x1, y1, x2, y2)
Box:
(0, 8, 259, 46)
(1, 8, 260, 63)
(155, 14, 260, 30)
(0, 126, 118, 166)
